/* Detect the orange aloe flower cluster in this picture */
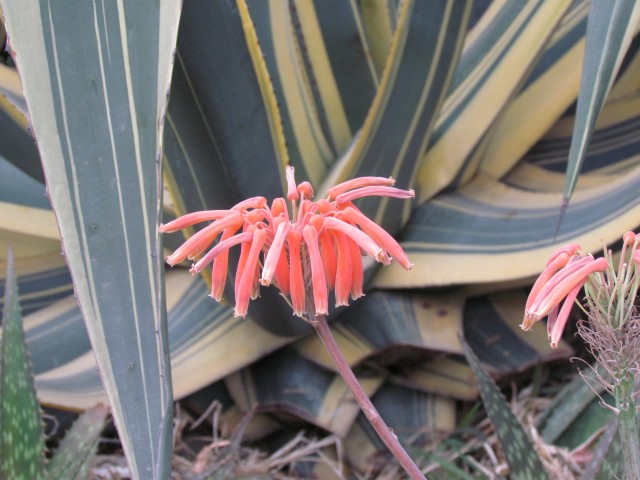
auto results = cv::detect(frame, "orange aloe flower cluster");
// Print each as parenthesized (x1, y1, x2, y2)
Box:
(160, 166, 414, 318)
(521, 243, 608, 348)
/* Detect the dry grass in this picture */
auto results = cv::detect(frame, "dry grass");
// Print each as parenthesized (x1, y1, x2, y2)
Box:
(87, 368, 611, 479)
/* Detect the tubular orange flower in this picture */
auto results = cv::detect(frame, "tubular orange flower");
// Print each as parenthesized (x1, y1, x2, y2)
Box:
(297, 181, 314, 200)
(545, 243, 581, 266)
(522, 243, 608, 348)
(261, 219, 290, 287)
(333, 231, 353, 307)
(335, 186, 415, 205)
(232, 196, 267, 211)
(327, 176, 395, 200)
(235, 228, 267, 317)
(210, 228, 238, 301)
(347, 237, 365, 300)
(338, 206, 414, 269)
(160, 166, 414, 318)
(271, 197, 288, 220)
(191, 231, 252, 274)
(523, 232, 640, 479)
(159, 210, 234, 233)
(287, 229, 305, 317)
(322, 216, 388, 263)
(165, 212, 243, 266)
(529, 257, 607, 320)
(548, 282, 582, 348)
(303, 225, 328, 315)
(318, 229, 337, 289)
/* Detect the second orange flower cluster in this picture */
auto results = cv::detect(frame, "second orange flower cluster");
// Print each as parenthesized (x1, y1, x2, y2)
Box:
(522, 231, 640, 348)
(160, 166, 414, 318)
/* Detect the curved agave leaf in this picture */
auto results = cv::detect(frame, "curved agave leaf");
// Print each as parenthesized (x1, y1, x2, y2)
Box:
(359, 0, 395, 76)
(0, 155, 48, 211)
(416, 0, 573, 203)
(290, 287, 568, 414)
(562, 0, 640, 204)
(31, 270, 295, 409)
(0, 256, 72, 317)
(0, 63, 26, 119)
(164, 0, 312, 336)
(247, 0, 377, 185)
(345, 383, 455, 472)
(0, 1, 181, 477)
(295, 289, 567, 373)
(391, 356, 478, 401)
(163, 271, 296, 397)
(377, 90, 640, 287)
(462, 292, 571, 372)
(323, 0, 472, 233)
(583, 418, 623, 480)
(225, 347, 384, 437)
(295, 290, 466, 368)
(480, 6, 640, 181)
(166, 0, 287, 210)
(537, 366, 606, 444)
(477, 1, 590, 179)
(0, 157, 72, 316)
(0, 62, 44, 184)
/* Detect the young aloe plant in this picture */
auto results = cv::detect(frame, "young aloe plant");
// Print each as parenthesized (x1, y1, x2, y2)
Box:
(0, 246, 109, 480)
(522, 232, 640, 478)
(0, 246, 46, 479)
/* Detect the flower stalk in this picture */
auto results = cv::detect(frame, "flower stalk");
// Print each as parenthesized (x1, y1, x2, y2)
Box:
(312, 313, 425, 480)
(615, 374, 640, 479)
(160, 166, 424, 478)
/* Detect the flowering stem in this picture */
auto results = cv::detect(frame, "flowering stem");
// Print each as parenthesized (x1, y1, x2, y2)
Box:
(312, 314, 426, 479)
(615, 374, 640, 479)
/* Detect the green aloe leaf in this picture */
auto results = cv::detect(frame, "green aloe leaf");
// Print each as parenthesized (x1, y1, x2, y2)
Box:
(584, 419, 624, 480)
(461, 337, 547, 480)
(0, 2, 181, 477)
(0, 247, 46, 480)
(562, 0, 640, 205)
(537, 366, 606, 444)
(47, 404, 109, 480)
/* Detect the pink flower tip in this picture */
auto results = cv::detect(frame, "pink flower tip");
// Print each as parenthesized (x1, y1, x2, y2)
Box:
(286, 165, 299, 200)
(624, 231, 638, 245)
